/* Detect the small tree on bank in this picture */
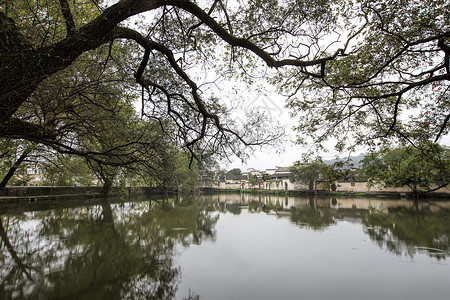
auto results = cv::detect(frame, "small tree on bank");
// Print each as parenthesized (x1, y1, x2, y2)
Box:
(289, 159, 328, 192)
(289, 158, 352, 192)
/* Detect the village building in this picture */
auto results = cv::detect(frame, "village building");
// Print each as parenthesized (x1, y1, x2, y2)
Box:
(207, 165, 450, 196)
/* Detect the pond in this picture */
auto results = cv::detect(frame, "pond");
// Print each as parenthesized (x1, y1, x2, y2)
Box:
(0, 193, 449, 299)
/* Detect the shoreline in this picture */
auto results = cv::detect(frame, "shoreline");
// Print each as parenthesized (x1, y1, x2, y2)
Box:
(199, 187, 450, 199)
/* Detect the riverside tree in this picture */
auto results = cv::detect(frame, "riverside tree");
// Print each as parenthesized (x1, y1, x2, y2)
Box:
(284, 0, 450, 151)
(360, 142, 450, 195)
(0, 0, 283, 162)
(0, 140, 34, 188)
(289, 159, 328, 192)
(0, 0, 449, 183)
(289, 157, 352, 191)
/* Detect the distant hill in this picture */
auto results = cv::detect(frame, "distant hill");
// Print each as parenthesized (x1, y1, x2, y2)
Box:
(324, 153, 365, 167)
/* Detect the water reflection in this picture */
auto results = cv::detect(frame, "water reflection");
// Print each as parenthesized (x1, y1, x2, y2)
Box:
(289, 198, 336, 230)
(208, 193, 450, 258)
(362, 207, 450, 260)
(1, 194, 449, 299)
(0, 197, 218, 299)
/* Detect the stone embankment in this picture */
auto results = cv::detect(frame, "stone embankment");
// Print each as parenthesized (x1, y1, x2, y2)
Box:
(0, 186, 169, 203)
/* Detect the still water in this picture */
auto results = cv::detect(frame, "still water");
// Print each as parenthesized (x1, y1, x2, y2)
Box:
(0, 194, 449, 299)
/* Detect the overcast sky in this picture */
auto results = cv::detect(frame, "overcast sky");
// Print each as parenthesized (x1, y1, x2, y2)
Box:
(220, 90, 450, 173)
(219, 91, 347, 172)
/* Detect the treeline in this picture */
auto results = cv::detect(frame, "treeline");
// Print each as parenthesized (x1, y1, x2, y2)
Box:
(290, 142, 450, 195)
(0, 137, 201, 195)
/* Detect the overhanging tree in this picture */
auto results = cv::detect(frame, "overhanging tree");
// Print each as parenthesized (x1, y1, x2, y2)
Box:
(283, 0, 450, 151)
(0, 0, 285, 160)
(0, 140, 34, 188)
(1, 0, 449, 177)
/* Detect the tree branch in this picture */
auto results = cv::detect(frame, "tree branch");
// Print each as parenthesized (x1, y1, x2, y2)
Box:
(167, 0, 346, 69)
(0, 146, 33, 189)
(435, 113, 450, 143)
(59, 0, 76, 36)
(0, 119, 55, 140)
(112, 27, 277, 148)
(0, 0, 166, 125)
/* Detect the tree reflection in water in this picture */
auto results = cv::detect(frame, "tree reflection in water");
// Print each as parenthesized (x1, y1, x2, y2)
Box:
(289, 197, 336, 230)
(362, 204, 450, 260)
(248, 196, 336, 230)
(2, 195, 449, 299)
(0, 197, 218, 299)
(246, 194, 450, 259)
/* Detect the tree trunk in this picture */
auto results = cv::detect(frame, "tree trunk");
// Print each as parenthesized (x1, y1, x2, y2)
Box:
(102, 179, 113, 196)
(0, 147, 32, 190)
(308, 180, 314, 192)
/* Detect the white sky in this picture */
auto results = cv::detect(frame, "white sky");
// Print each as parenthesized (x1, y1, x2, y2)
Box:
(219, 90, 450, 172)
(219, 91, 347, 172)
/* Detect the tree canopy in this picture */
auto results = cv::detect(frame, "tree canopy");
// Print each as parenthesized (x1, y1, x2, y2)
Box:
(226, 168, 242, 175)
(289, 160, 327, 191)
(0, 0, 285, 162)
(0, 0, 449, 186)
(360, 142, 450, 194)
(285, 0, 450, 151)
